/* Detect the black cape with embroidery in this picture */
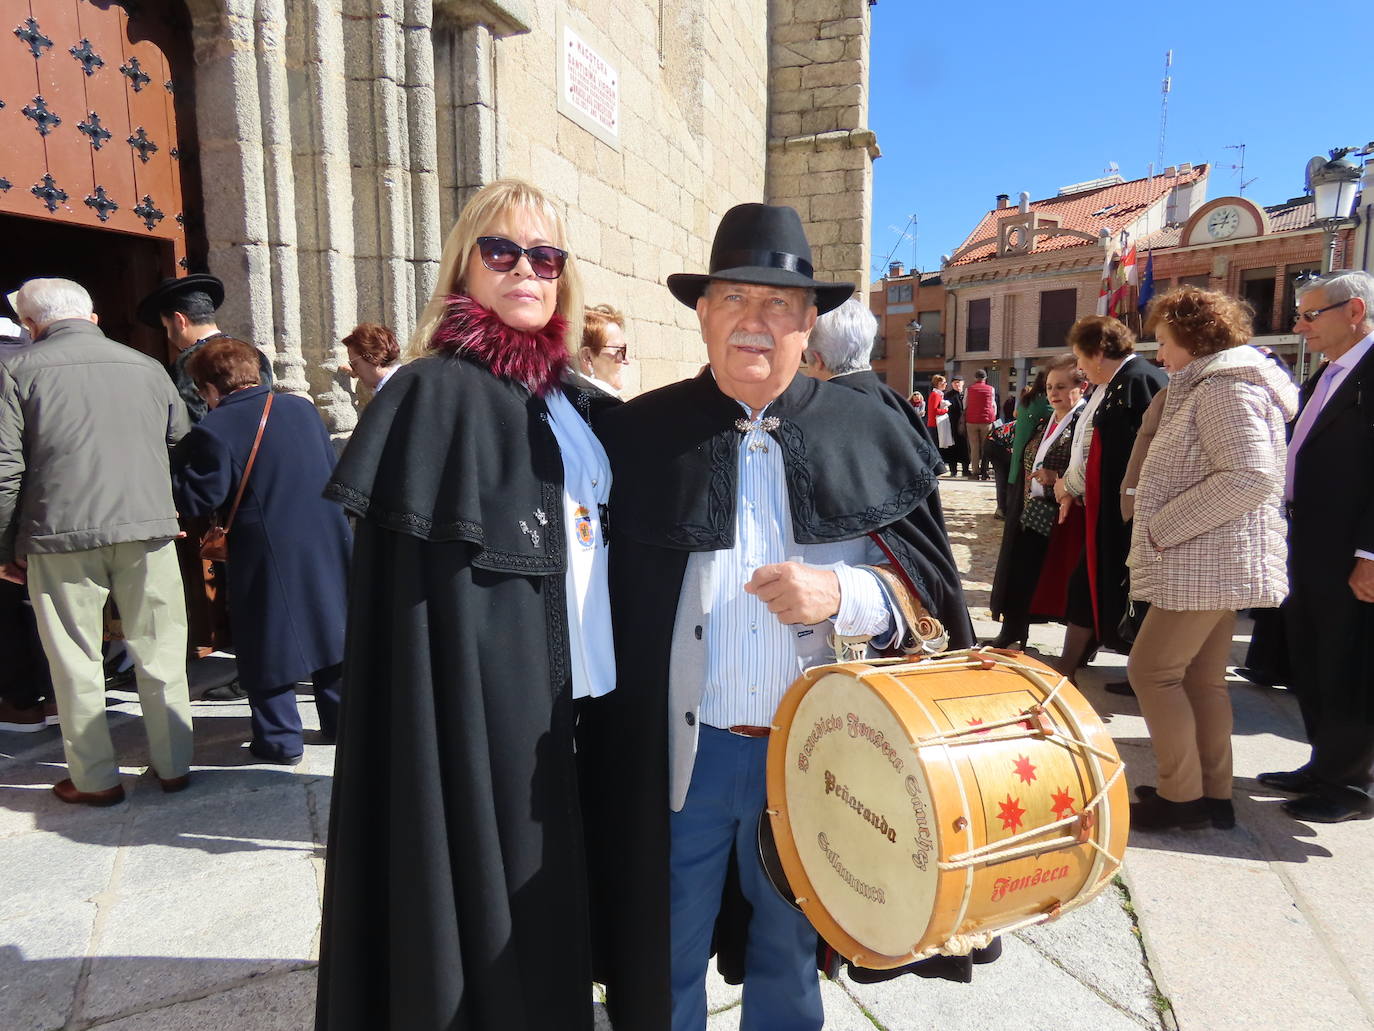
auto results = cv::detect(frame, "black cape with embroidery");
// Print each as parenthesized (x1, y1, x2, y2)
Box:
(315, 352, 616, 1031)
(581, 370, 973, 1031)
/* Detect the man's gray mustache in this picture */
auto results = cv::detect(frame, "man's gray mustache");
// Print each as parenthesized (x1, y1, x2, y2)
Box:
(728, 331, 773, 350)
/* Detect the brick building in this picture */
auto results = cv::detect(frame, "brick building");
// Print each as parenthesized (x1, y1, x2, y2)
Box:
(936, 166, 1209, 397)
(1145, 193, 1356, 379)
(867, 262, 944, 395)
(0, 0, 876, 434)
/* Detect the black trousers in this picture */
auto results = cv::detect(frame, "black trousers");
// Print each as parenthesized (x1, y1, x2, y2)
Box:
(0, 580, 52, 707)
(1283, 594, 1374, 801)
(998, 527, 1051, 640)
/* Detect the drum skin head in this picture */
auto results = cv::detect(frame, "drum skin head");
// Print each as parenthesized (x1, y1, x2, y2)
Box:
(766, 652, 1129, 968)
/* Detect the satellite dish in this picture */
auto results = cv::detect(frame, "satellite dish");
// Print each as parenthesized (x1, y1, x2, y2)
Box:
(940, 253, 951, 266)
(1305, 155, 1327, 193)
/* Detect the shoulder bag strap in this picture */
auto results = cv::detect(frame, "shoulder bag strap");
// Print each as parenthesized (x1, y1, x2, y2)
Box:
(222, 392, 274, 534)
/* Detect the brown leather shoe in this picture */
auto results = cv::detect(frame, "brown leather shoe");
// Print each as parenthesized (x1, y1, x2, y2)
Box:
(158, 774, 191, 794)
(52, 778, 126, 807)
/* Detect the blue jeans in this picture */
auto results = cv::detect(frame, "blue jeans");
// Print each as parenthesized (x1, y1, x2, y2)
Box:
(670, 726, 823, 1031)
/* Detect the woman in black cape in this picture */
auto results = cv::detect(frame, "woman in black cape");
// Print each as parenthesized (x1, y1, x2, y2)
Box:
(315, 180, 617, 1031)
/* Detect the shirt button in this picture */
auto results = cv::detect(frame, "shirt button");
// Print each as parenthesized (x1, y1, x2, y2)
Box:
(750, 623, 757, 632)
(750, 687, 757, 694)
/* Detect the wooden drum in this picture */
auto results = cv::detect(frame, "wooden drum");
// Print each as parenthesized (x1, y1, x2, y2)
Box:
(765, 649, 1129, 969)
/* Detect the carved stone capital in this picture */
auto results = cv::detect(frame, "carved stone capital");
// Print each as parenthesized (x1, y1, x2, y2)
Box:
(433, 0, 530, 37)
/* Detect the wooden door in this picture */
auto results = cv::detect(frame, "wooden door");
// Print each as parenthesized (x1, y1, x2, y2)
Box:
(0, 0, 187, 267)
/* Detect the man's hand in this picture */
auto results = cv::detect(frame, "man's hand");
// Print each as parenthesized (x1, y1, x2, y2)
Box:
(1033, 467, 1058, 487)
(744, 562, 840, 626)
(1351, 557, 1374, 603)
(1, 557, 27, 585)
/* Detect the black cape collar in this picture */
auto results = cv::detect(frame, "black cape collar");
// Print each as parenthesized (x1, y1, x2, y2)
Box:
(603, 370, 937, 551)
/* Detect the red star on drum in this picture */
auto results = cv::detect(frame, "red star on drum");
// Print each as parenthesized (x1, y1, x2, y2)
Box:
(997, 794, 1025, 832)
(1051, 787, 1076, 820)
(1012, 754, 1038, 784)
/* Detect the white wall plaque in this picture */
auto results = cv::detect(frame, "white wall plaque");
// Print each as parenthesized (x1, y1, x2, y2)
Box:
(557, 21, 620, 150)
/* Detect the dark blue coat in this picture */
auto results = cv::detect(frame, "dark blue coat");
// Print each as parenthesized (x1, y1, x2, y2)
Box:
(171, 385, 350, 691)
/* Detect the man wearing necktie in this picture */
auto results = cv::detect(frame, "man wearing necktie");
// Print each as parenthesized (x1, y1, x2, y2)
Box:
(1261, 270, 1374, 823)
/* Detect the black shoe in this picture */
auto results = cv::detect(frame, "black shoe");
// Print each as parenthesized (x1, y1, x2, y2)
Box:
(203, 680, 248, 701)
(1281, 793, 1373, 824)
(993, 508, 1005, 520)
(1135, 785, 1234, 829)
(985, 630, 1027, 651)
(1234, 666, 1279, 688)
(971, 936, 1003, 964)
(104, 667, 136, 689)
(1104, 680, 1135, 696)
(247, 742, 304, 766)
(1257, 768, 1319, 794)
(1130, 792, 1210, 831)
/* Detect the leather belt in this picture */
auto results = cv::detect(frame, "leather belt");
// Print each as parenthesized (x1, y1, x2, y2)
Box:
(727, 724, 772, 738)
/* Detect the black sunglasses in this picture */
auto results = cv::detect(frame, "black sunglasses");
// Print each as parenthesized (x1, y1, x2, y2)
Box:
(476, 236, 568, 280)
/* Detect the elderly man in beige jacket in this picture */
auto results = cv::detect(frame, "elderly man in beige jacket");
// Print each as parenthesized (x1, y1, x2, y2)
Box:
(0, 278, 194, 806)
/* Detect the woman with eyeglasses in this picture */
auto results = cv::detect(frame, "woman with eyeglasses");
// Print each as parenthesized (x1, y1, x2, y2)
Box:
(316, 179, 619, 1031)
(577, 303, 630, 396)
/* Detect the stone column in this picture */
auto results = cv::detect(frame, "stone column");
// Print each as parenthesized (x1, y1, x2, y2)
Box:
(188, 0, 276, 354)
(255, 0, 306, 395)
(288, 0, 361, 434)
(765, 0, 877, 293)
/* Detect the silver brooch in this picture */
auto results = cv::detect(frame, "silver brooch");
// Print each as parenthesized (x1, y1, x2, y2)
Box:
(734, 416, 780, 452)
(534, 508, 548, 526)
(519, 520, 541, 548)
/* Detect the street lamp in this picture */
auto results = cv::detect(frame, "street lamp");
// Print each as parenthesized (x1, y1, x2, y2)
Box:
(1309, 149, 1362, 272)
(1295, 150, 1365, 380)
(906, 319, 921, 396)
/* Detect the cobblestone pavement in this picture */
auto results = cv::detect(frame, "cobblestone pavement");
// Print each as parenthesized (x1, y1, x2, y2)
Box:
(2, 478, 1370, 1030)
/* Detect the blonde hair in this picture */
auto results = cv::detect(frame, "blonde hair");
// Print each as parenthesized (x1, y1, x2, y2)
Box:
(581, 303, 625, 354)
(406, 179, 584, 361)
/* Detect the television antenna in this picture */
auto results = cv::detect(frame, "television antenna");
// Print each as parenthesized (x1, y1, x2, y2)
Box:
(874, 213, 918, 276)
(1155, 50, 1172, 176)
(1224, 143, 1257, 195)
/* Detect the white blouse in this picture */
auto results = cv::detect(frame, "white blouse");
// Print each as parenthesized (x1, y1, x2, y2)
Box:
(543, 391, 616, 699)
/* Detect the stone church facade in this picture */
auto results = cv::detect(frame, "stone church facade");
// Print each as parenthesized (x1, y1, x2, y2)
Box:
(0, 0, 876, 435)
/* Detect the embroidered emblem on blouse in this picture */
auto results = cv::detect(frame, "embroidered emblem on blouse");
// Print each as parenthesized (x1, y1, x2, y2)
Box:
(574, 505, 594, 548)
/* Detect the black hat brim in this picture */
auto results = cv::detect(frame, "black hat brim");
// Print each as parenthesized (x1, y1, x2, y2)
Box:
(667, 268, 854, 315)
(136, 274, 225, 328)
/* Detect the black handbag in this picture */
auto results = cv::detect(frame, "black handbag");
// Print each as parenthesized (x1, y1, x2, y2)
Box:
(1116, 598, 1150, 647)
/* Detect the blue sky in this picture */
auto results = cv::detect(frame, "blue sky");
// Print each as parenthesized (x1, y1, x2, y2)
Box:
(869, 1, 1368, 280)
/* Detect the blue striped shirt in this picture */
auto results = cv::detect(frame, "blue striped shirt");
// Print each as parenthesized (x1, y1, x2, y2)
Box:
(695, 404, 897, 729)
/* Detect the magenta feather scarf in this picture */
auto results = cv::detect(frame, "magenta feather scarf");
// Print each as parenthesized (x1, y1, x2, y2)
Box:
(429, 293, 569, 396)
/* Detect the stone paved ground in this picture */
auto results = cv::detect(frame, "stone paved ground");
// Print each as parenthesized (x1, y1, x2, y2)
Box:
(1, 478, 1371, 1030)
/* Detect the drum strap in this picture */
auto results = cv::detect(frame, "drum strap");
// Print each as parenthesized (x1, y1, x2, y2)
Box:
(862, 532, 947, 653)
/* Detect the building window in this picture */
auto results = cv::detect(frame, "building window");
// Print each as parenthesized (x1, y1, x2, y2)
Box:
(1179, 274, 1209, 289)
(1037, 288, 1076, 349)
(1283, 266, 1323, 324)
(1240, 268, 1277, 335)
(916, 309, 942, 358)
(967, 298, 990, 351)
(872, 331, 887, 360)
(887, 282, 913, 304)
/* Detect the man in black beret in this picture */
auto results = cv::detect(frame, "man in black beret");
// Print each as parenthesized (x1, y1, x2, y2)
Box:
(137, 274, 273, 422)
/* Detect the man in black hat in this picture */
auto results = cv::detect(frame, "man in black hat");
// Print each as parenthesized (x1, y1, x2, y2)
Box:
(137, 274, 273, 423)
(583, 204, 973, 1031)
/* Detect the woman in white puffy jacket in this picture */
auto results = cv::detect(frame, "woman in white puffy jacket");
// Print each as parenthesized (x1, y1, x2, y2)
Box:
(1127, 286, 1298, 832)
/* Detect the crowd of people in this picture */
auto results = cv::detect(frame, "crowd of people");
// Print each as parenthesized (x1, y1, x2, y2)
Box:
(0, 180, 1370, 1031)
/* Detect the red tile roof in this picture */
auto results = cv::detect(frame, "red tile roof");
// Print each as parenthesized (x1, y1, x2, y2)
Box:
(948, 166, 1209, 267)
(1264, 197, 1316, 233)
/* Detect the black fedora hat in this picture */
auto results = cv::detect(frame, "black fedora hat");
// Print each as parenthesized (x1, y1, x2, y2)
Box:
(667, 203, 854, 314)
(136, 273, 225, 328)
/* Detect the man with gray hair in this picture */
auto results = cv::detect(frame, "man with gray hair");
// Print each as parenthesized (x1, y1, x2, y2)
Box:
(0, 277, 194, 806)
(1260, 269, 1374, 823)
